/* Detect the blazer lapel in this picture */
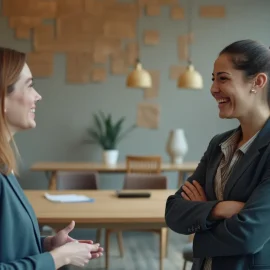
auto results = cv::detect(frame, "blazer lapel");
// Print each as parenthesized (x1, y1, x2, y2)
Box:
(223, 147, 260, 199)
(5, 174, 42, 252)
(224, 118, 270, 199)
(206, 130, 236, 200)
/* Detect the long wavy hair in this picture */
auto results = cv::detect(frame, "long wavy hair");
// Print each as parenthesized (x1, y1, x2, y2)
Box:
(0, 47, 26, 175)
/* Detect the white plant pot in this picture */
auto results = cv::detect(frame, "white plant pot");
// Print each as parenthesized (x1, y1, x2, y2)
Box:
(166, 129, 188, 164)
(103, 150, 119, 166)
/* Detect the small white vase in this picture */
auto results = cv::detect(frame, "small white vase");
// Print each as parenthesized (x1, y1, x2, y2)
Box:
(103, 150, 119, 166)
(166, 129, 188, 164)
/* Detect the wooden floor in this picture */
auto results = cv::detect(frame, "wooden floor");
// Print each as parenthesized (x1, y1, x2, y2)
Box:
(61, 228, 193, 270)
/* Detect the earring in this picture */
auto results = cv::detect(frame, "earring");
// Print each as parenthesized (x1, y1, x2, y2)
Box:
(251, 89, 257, 94)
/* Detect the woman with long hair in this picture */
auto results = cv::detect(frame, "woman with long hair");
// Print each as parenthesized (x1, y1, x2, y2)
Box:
(0, 47, 103, 269)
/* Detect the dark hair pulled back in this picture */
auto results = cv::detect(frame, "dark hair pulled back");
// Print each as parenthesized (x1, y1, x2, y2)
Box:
(220, 39, 270, 102)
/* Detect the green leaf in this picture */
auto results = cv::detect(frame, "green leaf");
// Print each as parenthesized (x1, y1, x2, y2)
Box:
(85, 112, 136, 149)
(116, 124, 136, 143)
(92, 113, 104, 136)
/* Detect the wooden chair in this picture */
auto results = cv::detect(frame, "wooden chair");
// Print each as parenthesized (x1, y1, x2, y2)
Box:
(126, 155, 162, 174)
(105, 155, 168, 270)
(56, 171, 123, 255)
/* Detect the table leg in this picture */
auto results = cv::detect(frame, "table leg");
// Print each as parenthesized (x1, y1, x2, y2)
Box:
(49, 171, 57, 190)
(178, 171, 184, 187)
(178, 171, 195, 188)
(45, 171, 57, 190)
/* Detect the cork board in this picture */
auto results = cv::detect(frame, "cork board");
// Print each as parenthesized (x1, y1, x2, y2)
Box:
(56, 15, 103, 42)
(146, 4, 161, 16)
(111, 59, 129, 75)
(15, 27, 31, 39)
(103, 21, 136, 39)
(93, 50, 107, 64)
(144, 30, 160, 45)
(66, 53, 93, 83)
(91, 68, 106, 82)
(33, 24, 52, 50)
(34, 23, 96, 53)
(85, 0, 104, 16)
(3, 0, 56, 18)
(38, 1, 57, 18)
(34, 24, 55, 52)
(9, 17, 41, 29)
(27, 52, 54, 77)
(57, 0, 85, 16)
(137, 102, 160, 129)
(85, 1, 139, 20)
(199, 6, 225, 18)
(1, 0, 186, 87)
(111, 50, 129, 75)
(2, 0, 22, 16)
(144, 70, 160, 99)
(94, 37, 122, 57)
(170, 7, 185, 20)
(159, 0, 178, 5)
(138, 0, 148, 7)
(170, 65, 185, 80)
(105, 2, 139, 21)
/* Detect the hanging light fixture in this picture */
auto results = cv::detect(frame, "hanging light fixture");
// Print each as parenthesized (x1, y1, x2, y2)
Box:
(126, 58, 152, 88)
(178, 60, 203, 89)
(178, 0, 203, 90)
(126, 1, 152, 89)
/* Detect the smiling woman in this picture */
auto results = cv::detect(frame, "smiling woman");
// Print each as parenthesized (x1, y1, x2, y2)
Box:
(4, 58, 41, 133)
(0, 47, 103, 269)
(0, 47, 25, 175)
(211, 40, 270, 125)
(165, 40, 270, 270)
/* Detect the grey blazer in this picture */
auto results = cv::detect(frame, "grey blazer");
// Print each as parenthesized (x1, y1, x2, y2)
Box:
(165, 118, 270, 270)
(0, 172, 55, 269)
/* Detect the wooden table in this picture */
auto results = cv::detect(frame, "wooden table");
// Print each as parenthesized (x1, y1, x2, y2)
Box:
(25, 189, 175, 229)
(31, 162, 198, 190)
(26, 189, 176, 270)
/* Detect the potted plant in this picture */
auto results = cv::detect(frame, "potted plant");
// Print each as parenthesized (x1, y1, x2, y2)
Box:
(86, 111, 136, 165)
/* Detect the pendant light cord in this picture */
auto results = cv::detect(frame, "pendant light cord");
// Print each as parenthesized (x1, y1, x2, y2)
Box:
(187, 0, 193, 64)
(136, 0, 140, 63)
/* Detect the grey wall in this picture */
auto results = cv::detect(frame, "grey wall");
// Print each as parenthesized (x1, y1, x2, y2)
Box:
(0, 0, 269, 190)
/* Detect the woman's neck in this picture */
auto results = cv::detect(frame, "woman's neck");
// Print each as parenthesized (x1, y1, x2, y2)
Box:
(239, 107, 270, 143)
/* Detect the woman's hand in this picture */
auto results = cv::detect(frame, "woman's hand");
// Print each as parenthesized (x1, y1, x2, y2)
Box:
(50, 241, 102, 268)
(211, 201, 245, 220)
(44, 220, 103, 259)
(181, 180, 207, 202)
(181, 181, 245, 220)
(49, 220, 79, 250)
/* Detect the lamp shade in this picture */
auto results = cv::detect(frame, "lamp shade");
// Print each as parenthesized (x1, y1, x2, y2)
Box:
(126, 60, 152, 89)
(177, 64, 203, 89)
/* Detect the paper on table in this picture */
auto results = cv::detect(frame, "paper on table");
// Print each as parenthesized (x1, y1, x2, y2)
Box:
(44, 193, 94, 203)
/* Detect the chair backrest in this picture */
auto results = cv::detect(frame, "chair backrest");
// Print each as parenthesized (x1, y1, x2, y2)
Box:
(126, 155, 162, 174)
(56, 171, 99, 190)
(123, 174, 167, 189)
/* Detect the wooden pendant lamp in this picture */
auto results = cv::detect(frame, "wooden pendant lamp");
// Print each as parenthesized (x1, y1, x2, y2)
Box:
(178, 61, 203, 89)
(126, 2, 152, 89)
(126, 58, 152, 88)
(178, 0, 203, 90)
